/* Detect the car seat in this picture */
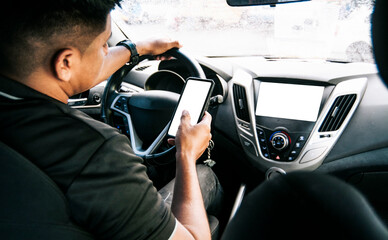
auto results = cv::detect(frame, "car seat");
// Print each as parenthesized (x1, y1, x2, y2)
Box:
(0, 140, 220, 240)
(0, 141, 93, 239)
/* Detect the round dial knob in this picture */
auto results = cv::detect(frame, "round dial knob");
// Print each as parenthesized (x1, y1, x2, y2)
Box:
(271, 132, 289, 151)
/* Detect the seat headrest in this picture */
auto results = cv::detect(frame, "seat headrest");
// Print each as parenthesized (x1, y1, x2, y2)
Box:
(372, 0, 388, 87)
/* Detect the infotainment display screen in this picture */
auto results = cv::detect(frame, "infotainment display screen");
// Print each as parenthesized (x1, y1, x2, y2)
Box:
(255, 82, 324, 122)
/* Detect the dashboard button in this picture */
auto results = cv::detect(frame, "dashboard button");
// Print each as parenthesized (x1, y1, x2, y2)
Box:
(243, 140, 252, 147)
(290, 150, 298, 156)
(298, 135, 306, 142)
(270, 132, 289, 151)
(257, 129, 265, 137)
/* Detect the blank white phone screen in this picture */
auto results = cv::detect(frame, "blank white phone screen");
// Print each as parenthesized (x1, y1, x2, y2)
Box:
(168, 80, 212, 137)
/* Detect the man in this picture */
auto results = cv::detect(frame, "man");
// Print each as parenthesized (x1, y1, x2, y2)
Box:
(0, 1, 220, 239)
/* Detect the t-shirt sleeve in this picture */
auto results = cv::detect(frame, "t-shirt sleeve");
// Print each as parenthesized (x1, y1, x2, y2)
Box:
(65, 134, 176, 240)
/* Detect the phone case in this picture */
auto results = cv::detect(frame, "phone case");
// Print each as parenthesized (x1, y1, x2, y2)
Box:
(167, 77, 215, 138)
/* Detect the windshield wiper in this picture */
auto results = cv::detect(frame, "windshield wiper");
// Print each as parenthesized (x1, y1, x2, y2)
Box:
(325, 58, 351, 64)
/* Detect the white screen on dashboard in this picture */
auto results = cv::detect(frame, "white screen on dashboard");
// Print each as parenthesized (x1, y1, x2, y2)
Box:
(255, 82, 324, 122)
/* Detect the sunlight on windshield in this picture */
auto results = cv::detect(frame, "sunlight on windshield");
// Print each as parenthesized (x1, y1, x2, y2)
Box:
(113, 0, 374, 62)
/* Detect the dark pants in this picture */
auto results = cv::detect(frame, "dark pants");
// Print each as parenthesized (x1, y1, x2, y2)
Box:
(158, 164, 223, 217)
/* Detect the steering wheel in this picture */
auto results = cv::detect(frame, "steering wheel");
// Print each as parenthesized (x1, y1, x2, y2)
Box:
(101, 48, 206, 163)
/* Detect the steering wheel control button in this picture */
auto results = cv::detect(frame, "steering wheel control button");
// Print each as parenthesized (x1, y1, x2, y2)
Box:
(300, 147, 327, 164)
(270, 132, 290, 151)
(114, 97, 130, 113)
(114, 115, 129, 135)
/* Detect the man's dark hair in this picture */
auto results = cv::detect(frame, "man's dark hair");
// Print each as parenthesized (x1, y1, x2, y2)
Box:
(0, 0, 122, 79)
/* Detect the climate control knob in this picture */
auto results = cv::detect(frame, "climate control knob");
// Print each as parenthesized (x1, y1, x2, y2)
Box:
(271, 132, 289, 151)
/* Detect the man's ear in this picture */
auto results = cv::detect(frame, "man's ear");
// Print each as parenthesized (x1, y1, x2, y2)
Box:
(52, 48, 80, 82)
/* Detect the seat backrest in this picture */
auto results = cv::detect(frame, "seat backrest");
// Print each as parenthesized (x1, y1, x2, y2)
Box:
(0, 141, 94, 240)
(372, 0, 388, 87)
(221, 172, 388, 240)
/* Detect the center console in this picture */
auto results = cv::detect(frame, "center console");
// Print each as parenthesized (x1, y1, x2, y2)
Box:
(231, 69, 367, 173)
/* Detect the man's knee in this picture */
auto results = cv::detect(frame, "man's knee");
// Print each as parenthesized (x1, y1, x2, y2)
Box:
(197, 164, 223, 215)
(158, 164, 223, 213)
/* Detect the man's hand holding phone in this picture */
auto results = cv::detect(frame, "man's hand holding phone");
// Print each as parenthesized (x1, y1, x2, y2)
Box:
(168, 110, 212, 165)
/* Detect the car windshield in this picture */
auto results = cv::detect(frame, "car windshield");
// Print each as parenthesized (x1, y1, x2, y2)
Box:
(112, 0, 374, 63)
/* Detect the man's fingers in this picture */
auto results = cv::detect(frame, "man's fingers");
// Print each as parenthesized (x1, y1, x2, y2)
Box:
(155, 55, 173, 61)
(136, 38, 182, 56)
(169, 40, 182, 49)
(155, 40, 182, 60)
(167, 138, 176, 146)
(198, 111, 212, 127)
(180, 110, 191, 126)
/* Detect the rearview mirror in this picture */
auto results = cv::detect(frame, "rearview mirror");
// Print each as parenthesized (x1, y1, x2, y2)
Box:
(227, 0, 310, 7)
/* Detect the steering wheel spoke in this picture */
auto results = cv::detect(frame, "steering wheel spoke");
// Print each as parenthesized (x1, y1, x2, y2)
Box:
(102, 48, 206, 163)
(110, 93, 169, 157)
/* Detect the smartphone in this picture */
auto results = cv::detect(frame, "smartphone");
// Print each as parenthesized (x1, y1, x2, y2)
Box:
(167, 77, 215, 137)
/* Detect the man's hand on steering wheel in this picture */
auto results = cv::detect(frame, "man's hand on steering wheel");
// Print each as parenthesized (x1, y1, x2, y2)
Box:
(136, 37, 182, 58)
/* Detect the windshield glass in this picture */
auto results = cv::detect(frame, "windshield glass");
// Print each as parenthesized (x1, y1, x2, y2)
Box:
(112, 0, 374, 63)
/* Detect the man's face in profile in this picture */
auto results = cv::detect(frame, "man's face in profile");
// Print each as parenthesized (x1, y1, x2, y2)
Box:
(70, 14, 112, 95)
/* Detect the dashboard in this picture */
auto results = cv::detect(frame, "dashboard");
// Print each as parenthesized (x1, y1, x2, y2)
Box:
(72, 56, 388, 178)
(207, 58, 387, 177)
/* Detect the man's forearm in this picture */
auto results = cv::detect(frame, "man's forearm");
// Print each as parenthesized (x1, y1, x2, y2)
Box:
(97, 38, 181, 83)
(97, 46, 131, 83)
(171, 153, 211, 240)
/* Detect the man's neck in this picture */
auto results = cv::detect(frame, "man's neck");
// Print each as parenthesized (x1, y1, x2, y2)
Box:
(3, 70, 71, 104)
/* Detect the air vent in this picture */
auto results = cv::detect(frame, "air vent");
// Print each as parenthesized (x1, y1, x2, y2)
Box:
(233, 84, 250, 122)
(319, 94, 357, 132)
(135, 65, 151, 71)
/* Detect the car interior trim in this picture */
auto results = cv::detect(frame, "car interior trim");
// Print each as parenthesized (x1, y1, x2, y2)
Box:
(0, 90, 23, 101)
(228, 183, 246, 223)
